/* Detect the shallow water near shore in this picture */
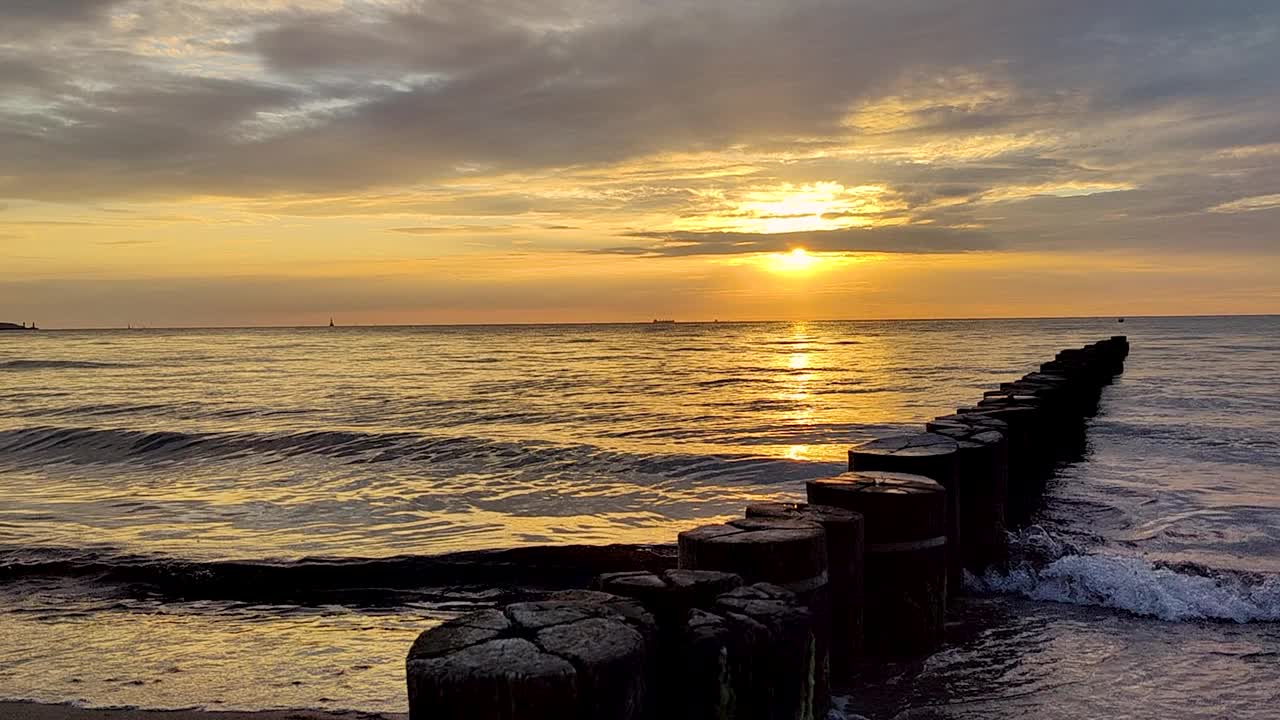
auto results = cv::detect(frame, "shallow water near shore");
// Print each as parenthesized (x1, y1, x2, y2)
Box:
(1, 316, 1277, 716)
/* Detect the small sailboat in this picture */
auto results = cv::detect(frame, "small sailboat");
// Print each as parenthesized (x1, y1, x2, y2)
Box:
(1117, 317, 1125, 323)
(329, 317, 335, 327)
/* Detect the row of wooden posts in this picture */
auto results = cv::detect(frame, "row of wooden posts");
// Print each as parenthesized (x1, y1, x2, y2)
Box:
(406, 336, 1130, 720)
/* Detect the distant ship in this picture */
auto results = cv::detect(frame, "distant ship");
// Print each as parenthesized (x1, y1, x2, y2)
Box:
(652, 319, 675, 324)
(0, 322, 36, 331)
(1117, 317, 1125, 323)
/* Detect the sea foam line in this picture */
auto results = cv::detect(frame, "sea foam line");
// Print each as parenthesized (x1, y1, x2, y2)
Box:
(970, 528, 1280, 623)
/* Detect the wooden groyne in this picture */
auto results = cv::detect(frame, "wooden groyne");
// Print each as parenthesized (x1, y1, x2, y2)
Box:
(406, 335, 1130, 720)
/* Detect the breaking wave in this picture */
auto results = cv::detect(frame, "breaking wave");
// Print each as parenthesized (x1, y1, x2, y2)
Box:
(971, 527, 1280, 623)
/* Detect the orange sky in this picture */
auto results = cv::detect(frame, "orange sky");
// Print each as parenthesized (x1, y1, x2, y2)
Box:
(1, 1, 1278, 327)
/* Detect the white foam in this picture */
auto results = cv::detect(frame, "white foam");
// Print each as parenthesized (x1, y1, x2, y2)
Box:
(971, 532, 1280, 623)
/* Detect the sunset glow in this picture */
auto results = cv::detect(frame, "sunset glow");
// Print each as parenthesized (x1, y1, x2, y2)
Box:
(0, 1, 1276, 327)
(768, 248, 821, 274)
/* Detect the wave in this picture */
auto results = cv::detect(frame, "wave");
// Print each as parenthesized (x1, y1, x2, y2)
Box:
(0, 424, 836, 486)
(0, 359, 132, 370)
(695, 377, 773, 388)
(1097, 419, 1280, 467)
(0, 544, 677, 606)
(970, 527, 1280, 623)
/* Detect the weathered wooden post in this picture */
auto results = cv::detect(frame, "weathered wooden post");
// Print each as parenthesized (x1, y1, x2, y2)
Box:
(678, 609, 740, 720)
(593, 570, 743, 720)
(990, 380, 1087, 461)
(406, 594, 656, 720)
(746, 502, 864, 672)
(594, 569, 743, 622)
(1014, 371, 1099, 417)
(677, 518, 828, 603)
(806, 472, 947, 656)
(927, 412, 1009, 437)
(1041, 344, 1121, 395)
(956, 404, 1044, 526)
(925, 426, 1008, 572)
(714, 584, 820, 720)
(847, 433, 963, 595)
(678, 518, 830, 716)
(977, 391, 1076, 465)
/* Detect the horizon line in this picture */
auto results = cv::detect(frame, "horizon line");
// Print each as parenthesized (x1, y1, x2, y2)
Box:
(14, 312, 1278, 332)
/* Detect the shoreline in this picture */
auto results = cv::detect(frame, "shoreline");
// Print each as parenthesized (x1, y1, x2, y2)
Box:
(0, 702, 405, 720)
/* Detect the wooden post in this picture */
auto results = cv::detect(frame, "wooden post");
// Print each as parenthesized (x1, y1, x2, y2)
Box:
(992, 380, 1088, 460)
(592, 570, 743, 720)
(677, 518, 827, 594)
(406, 594, 656, 720)
(678, 518, 830, 717)
(678, 609, 741, 720)
(746, 502, 864, 673)
(594, 569, 742, 624)
(714, 584, 820, 720)
(847, 433, 963, 595)
(956, 404, 1045, 526)
(806, 472, 946, 656)
(977, 391, 1079, 464)
(927, 426, 1008, 572)
(926, 412, 1009, 437)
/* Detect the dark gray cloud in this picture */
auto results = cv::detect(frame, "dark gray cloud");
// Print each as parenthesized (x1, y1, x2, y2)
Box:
(0, 0, 122, 25)
(0, 55, 54, 91)
(0, 0, 128, 46)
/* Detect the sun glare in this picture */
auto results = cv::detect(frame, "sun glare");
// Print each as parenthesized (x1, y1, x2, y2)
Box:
(674, 181, 896, 235)
(767, 248, 820, 274)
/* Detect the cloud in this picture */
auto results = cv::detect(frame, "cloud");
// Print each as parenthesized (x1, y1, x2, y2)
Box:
(1209, 194, 1280, 214)
(598, 225, 998, 257)
(388, 224, 528, 235)
(0, 0, 1277, 265)
(0, 0, 1271, 200)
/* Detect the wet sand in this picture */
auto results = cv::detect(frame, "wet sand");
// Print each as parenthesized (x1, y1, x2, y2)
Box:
(0, 703, 405, 720)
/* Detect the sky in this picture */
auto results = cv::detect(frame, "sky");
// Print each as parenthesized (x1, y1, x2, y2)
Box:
(1, 0, 1278, 327)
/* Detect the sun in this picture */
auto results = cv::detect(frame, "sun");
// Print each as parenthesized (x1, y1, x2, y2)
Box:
(766, 248, 820, 274)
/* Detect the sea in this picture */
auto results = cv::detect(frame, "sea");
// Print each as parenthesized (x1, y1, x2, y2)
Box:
(0, 316, 1277, 718)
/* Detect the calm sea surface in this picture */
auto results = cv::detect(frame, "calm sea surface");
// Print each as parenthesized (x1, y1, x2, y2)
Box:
(1, 317, 1277, 717)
